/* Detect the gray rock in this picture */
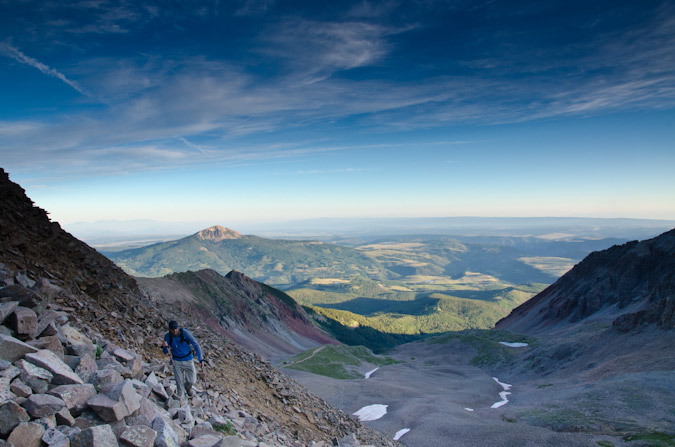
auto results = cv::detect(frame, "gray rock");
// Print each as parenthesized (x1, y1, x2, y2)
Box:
(25, 349, 84, 385)
(119, 425, 157, 447)
(22, 393, 66, 418)
(56, 406, 77, 426)
(100, 380, 142, 416)
(49, 383, 97, 416)
(60, 426, 82, 443)
(37, 310, 67, 337)
(75, 354, 98, 383)
(152, 416, 180, 447)
(190, 424, 222, 440)
(40, 413, 58, 429)
(188, 435, 224, 447)
(129, 379, 151, 399)
(145, 372, 169, 400)
(1, 364, 20, 380)
(61, 325, 97, 358)
(28, 335, 65, 359)
(80, 424, 119, 447)
(17, 358, 53, 394)
(0, 400, 30, 436)
(14, 272, 36, 289)
(7, 421, 45, 447)
(0, 358, 11, 370)
(0, 301, 19, 325)
(10, 378, 32, 397)
(0, 334, 39, 362)
(94, 369, 123, 388)
(125, 397, 163, 427)
(10, 306, 38, 337)
(220, 438, 243, 447)
(87, 393, 129, 422)
(74, 409, 105, 430)
(0, 285, 38, 307)
(0, 377, 15, 401)
(43, 427, 71, 446)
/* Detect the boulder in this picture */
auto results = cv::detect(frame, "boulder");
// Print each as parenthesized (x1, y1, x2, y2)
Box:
(145, 372, 169, 400)
(74, 409, 105, 430)
(219, 437, 242, 447)
(0, 301, 19, 324)
(56, 407, 77, 426)
(94, 369, 123, 388)
(22, 393, 66, 418)
(42, 427, 71, 447)
(80, 424, 119, 447)
(0, 377, 15, 401)
(49, 384, 97, 416)
(152, 416, 180, 447)
(119, 425, 157, 447)
(0, 285, 38, 307)
(17, 358, 53, 394)
(10, 306, 38, 337)
(10, 378, 32, 397)
(75, 354, 99, 383)
(7, 421, 45, 447)
(28, 335, 65, 359)
(100, 380, 142, 416)
(61, 325, 97, 358)
(25, 349, 84, 385)
(0, 334, 39, 362)
(87, 394, 129, 422)
(1, 364, 20, 380)
(0, 401, 30, 436)
(188, 435, 224, 447)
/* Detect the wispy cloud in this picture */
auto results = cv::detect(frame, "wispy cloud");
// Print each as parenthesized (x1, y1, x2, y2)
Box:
(0, 42, 88, 96)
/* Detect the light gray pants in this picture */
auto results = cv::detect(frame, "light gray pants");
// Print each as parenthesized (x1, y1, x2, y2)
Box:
(173, 359, 196, 399)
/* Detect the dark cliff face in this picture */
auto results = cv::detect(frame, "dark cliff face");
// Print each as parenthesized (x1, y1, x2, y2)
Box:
(497, 228, 675, 333)
(0, 168, 142, 308)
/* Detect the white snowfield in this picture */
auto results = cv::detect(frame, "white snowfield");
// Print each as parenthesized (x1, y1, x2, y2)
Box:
(499, 342, 529, 347)
(354, 404, 388, 421)
(393, 428, 410, 440)
(365, 367, 379, 378)
(491, 377, 512, 408)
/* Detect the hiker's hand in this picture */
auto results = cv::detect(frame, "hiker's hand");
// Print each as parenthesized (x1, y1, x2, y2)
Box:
(162, 341, 168, 348)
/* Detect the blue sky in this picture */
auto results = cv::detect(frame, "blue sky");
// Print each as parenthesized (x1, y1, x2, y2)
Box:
(1, 0, 674, 227)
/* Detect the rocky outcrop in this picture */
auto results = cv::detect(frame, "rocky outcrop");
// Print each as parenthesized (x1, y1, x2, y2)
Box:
(196, 227, 243, 242)
(497, 228, 675, 333)
(0, 168, 399, 446)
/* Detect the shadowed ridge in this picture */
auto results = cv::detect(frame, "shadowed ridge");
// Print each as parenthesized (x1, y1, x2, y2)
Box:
(496, 227, 675, 333)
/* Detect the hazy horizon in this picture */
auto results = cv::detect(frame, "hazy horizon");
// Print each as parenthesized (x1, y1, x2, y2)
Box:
(2, 1, 674, 223)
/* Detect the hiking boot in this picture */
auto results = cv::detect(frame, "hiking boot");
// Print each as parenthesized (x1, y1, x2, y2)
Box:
(187, 388, 196, 397)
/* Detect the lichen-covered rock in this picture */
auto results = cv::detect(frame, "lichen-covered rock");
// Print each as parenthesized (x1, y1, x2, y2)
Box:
(17, 359, 53, 394)
(119, 425, 157, 447)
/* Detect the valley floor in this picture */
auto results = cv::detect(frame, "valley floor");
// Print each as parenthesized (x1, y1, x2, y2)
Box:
(283, 339, 655, 447)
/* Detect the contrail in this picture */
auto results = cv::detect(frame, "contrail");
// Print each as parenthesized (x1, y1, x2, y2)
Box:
(0, 42, 88, 96)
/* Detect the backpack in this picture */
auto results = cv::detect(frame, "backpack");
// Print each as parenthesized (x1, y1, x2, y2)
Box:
(168, 328, 186, 346)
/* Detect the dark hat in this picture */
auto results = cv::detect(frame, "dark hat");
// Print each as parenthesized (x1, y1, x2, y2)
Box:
(168, 320, 179, 330)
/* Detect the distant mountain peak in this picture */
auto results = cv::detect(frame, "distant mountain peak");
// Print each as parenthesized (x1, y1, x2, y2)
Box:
(196, 225, 243, 241)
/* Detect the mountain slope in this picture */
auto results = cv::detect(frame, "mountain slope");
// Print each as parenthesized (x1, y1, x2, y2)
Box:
(496, 228, 675, 334)
(0, 168, 398, 446)
(107, 225, 385, 284)
(137, 269, 337, 360)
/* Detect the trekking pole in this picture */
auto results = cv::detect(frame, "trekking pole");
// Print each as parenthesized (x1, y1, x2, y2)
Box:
(201, 362, 212, 409)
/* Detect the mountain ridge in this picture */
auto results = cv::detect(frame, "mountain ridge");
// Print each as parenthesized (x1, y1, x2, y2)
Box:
(496, 228, 675, 334)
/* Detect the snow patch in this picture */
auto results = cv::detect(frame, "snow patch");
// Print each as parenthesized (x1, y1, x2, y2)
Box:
(464, 408, 474, 412)
(393, 429, 410, 440)
(499, 342, 528, 348)
(491, 377, 512, 409)
(365, 367, 379, 379)
(354, 404, 388, 421)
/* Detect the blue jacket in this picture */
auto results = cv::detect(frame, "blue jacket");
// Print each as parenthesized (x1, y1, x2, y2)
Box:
(163, 328, 203, 362)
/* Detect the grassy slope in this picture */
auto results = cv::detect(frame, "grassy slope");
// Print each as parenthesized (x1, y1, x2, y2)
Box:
(282, 345, 398, 379)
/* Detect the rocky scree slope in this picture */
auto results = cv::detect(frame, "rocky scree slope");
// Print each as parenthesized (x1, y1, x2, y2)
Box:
(0, 168, 399, 447)
(496, 228, 675, 334)
(136, 269, 337, 361)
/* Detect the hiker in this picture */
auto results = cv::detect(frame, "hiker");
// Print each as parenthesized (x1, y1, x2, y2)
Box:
(162, 320, 204, 401)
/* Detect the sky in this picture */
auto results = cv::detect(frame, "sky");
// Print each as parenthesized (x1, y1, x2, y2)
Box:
(1, 0, 674, 230)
